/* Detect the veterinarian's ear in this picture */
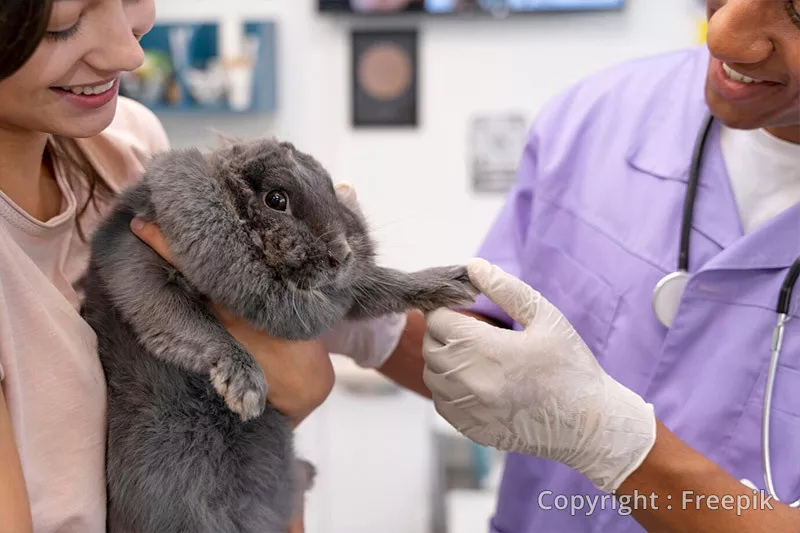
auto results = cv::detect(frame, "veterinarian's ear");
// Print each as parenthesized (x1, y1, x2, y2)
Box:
(334, 182, 364, 216)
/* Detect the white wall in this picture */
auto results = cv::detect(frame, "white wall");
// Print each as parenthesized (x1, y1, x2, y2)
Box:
(153, 1, 703, 531)
(157, 0, 702, 269)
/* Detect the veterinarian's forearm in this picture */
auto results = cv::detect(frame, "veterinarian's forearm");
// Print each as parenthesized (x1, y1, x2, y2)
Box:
(377, 311, 500, 399)
(377, 311, 431, 398)
(0, 387, 33, 533)
(617, 420, 800, 533)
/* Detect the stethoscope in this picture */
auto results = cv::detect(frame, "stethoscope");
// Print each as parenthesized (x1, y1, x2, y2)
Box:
(651, 112, 800, 508)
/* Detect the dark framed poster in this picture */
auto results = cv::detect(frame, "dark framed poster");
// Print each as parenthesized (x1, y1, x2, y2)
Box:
(351, 29, 418, 127)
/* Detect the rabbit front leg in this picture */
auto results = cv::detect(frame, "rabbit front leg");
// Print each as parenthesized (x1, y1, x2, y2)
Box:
(100, 249, 268, 421)
(346, 265, 478, 319)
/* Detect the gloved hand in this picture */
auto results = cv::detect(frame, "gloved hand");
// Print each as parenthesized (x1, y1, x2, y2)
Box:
(422, 258, 657, 493)
(320, 182, 408, 369)
(320, 313, 407, 368)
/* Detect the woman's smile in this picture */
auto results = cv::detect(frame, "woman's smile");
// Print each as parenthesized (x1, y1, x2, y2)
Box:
(50, 76, 120, 110)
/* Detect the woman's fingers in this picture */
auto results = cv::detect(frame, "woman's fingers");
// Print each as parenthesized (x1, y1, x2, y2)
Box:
(130, 217, 177, 267)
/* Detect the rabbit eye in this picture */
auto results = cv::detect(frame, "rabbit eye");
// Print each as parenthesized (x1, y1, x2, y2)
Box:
(265, 190, 288, 211)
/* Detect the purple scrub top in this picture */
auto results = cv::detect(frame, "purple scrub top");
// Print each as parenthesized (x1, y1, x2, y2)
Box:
(469, 46, 800, 532)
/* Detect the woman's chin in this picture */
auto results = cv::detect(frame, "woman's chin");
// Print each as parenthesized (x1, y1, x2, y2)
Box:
(48, 104, 118, 139)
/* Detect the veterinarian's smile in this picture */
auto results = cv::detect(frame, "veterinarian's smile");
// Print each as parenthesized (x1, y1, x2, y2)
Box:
(51, 76, 120, 110)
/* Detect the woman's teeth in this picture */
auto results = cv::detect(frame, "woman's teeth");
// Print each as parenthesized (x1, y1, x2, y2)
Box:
(60, 80, 115, 95)
(722, 62, 763, 84)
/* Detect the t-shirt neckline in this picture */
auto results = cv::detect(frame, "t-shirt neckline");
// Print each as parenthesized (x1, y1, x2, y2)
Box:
(0, 137, 78, 238)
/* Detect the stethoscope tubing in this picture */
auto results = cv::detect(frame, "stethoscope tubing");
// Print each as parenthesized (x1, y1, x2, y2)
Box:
(666, 113, 800, 507)
(678, 113, 715, 272)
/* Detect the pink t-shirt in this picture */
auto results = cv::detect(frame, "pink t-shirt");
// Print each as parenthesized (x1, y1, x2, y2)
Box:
(0, 97, 170, 533)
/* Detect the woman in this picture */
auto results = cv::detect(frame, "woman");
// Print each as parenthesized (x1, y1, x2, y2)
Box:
(331, 0, 800, 531)
(0, 1, 334, 532)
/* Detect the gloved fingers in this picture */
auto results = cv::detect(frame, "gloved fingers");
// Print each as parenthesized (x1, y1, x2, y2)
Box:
(421, 331, 447, 372)
(423, 333, 503, 406)
(424, 307, 488, 345)
(432, 397, 491, 447)
(434, 396, 477, 425)
(421, 330, 480, 384)
(422, 363, 472, 402)
(467, 257, 543, 329)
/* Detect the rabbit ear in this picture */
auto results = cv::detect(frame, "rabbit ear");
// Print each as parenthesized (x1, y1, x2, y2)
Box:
(334, 182, 359, 210)
(208, 128, 240, 148)
(335, 181, 369, 220)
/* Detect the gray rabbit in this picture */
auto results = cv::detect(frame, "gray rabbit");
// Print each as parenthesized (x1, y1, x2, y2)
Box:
(80, 136, 477, 533)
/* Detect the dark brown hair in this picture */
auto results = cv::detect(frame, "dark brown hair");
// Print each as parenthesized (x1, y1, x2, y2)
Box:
(1, 0, 114, 241)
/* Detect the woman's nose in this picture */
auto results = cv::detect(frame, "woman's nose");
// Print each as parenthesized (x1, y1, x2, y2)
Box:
(706, 0, 775, 65)
(83, 5, 152, 75)
(92, 33, 145, 74)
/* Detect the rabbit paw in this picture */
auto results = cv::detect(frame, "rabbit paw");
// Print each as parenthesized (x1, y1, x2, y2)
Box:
(413, 265, 479, 312)
(210, 353, 267, 421)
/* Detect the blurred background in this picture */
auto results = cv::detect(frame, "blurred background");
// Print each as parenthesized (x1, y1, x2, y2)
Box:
(130, 1, 708, 531)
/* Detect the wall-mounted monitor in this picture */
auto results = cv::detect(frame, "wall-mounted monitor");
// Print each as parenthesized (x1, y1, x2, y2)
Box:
(318, 0, 624, 16)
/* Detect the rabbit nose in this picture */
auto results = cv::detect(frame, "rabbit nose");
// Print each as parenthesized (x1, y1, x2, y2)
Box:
(327, 239, 352, 268)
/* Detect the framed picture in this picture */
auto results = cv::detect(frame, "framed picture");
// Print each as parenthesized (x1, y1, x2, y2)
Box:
(351, 29, 418, 127)
(468, 113, 529, 193)
(321, 0, 624, 16)
(122, 20, 277, 114)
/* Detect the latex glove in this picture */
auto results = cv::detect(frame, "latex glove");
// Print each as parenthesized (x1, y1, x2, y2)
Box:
(320, 182, 408, 369)
(321, 313, 407, 369)
(422, 258, 657, 493)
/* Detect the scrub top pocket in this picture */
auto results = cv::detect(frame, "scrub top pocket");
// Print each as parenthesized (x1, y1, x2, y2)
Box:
(723, 316, 800, 504)
(521, 232, 621, 362)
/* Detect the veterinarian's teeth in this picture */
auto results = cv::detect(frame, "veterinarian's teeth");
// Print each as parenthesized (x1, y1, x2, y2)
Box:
(722, 63, 763, 84)
(65, 80, 115, 95)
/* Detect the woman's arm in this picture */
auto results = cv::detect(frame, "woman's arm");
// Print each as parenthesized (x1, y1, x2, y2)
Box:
(617, 419, 800, 533)
(0, 386, 33, 533)
(130, 221, 336, 428)
(131, 222, 334, 533)
(217, 305, 334, 428)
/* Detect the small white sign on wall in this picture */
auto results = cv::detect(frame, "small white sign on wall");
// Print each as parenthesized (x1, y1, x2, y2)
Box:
(468, 113, 529, 194)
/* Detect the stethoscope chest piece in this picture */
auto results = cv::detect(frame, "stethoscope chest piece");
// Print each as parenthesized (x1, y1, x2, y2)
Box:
(652, 270, 690, 328)
(651, 114, 714, 330)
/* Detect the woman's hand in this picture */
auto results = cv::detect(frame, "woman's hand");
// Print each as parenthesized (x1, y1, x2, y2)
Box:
(421, 258, 657, 493)
(130, 218, 335, 429)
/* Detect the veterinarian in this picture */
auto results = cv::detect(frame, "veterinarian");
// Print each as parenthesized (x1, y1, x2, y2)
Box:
(0, 1, 334, 532)
(321, 1, 800, 531)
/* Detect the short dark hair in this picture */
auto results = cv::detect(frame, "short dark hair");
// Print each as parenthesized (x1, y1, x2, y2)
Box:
(0, 0, 54, 81)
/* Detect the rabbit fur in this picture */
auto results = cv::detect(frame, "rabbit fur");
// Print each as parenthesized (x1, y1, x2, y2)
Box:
(80, 136, 477, 533)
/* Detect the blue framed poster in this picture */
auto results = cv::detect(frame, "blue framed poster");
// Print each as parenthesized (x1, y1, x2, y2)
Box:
(120, 20, 277, 114)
